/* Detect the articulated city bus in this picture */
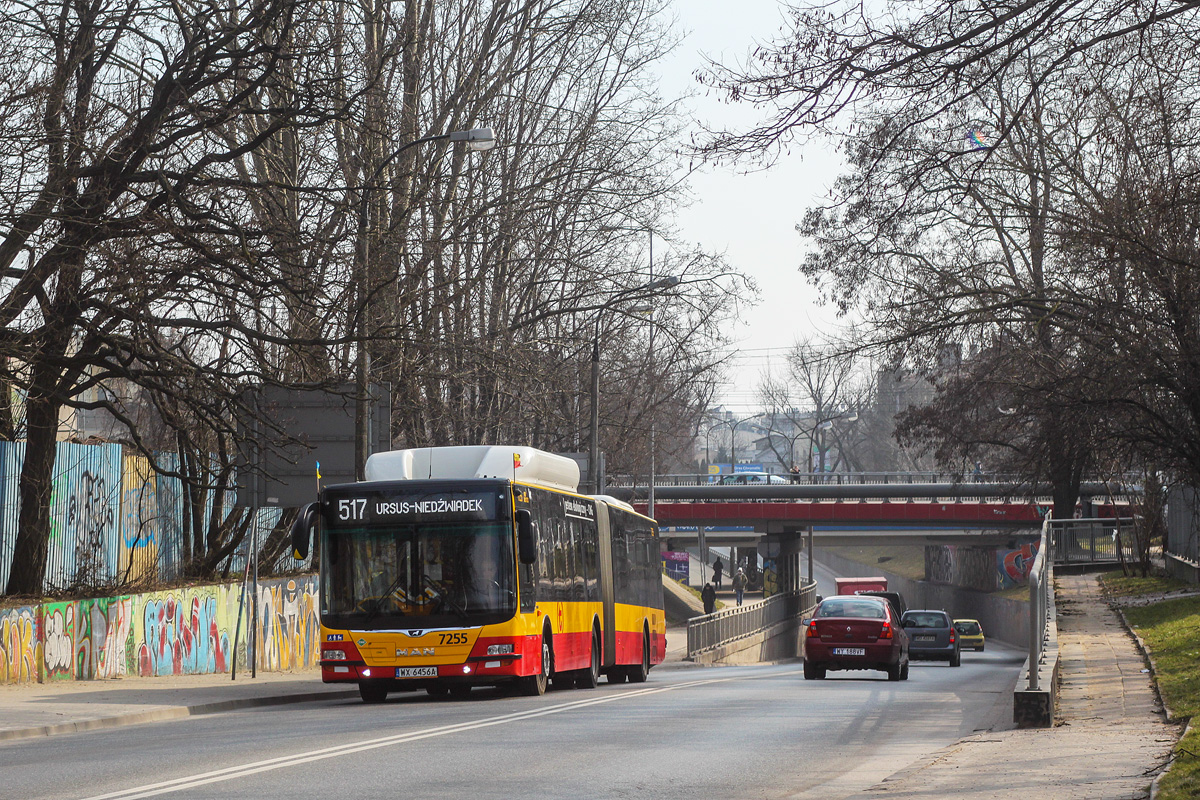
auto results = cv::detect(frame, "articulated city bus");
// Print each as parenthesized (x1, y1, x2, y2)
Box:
(291, 445, 665, 703)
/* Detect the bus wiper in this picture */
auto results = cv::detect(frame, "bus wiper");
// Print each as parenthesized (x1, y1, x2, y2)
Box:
(361, 574, 407, 629)
(423, 574, 470, 623)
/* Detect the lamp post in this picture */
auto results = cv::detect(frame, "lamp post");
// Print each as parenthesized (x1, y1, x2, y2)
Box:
(711, 413, 764, 473)
(586, 274, 679, 494)
(647, 231, 656, 518)
(354, 128, 496, 479)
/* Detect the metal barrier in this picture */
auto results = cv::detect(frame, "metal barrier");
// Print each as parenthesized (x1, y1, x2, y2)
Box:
(1027, 518, 1054, 690)
(686, 581, 817, 659)
(1050, 518, 1142, 566)
(611, 471, 1013, 488)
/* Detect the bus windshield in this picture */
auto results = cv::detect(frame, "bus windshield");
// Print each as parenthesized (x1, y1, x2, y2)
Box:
(321, 521, 516, 630)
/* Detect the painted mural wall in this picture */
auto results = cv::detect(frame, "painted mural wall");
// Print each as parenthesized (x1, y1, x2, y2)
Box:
(0, 575, 319, 685)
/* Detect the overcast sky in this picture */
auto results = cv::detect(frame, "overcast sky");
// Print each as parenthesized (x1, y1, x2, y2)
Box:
(658, 0, 846, 411)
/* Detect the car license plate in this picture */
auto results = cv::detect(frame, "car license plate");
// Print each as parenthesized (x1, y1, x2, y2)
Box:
(396, 667, 438, 678)
(914, 635, 935, 643)
(833, 647, 865, 656)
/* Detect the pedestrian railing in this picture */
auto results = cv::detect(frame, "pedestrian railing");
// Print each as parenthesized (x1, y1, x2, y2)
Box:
(1027, 518, 1055, 691)
(686, 581, 817, 659)
(1050, 518, 1142, 566)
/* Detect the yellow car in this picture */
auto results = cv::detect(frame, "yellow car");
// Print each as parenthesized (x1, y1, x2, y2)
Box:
(953, 619, 985, 651)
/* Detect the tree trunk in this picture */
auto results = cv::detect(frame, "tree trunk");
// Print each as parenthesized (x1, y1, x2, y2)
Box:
(4, 376, 62, 596)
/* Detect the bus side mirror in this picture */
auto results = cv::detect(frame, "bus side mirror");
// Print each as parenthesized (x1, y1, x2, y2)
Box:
(291, 502, 319, 560)
(516, 509, 537, 564)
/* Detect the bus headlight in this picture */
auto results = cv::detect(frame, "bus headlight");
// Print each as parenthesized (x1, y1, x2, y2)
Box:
(487, 644, 514, 655)
(324, 649, 347, 660)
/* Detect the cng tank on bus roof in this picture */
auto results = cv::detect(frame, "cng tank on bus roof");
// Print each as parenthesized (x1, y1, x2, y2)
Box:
(364, 445, 580, 493)
(590, 494, 636, 513)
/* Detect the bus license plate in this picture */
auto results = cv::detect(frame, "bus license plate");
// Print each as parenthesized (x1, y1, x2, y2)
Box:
(396, 667, 438, 678)
(833, 647, 865, 656)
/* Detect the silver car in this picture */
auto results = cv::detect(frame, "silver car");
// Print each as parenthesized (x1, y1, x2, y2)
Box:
(900, 609, 961, 666)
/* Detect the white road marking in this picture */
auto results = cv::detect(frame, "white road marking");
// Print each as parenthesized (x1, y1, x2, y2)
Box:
(79, 675, 766, 800)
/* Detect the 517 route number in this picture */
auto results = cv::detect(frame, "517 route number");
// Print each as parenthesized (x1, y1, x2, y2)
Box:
(337, 498, 367, 521)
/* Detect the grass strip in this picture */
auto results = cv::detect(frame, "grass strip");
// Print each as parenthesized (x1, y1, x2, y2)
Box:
(1099, 570, 1190, 599)
(1122, 594, 1200, 799)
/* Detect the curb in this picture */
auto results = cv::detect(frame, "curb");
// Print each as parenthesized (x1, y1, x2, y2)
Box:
(0, 688, 360, 743)
(1112, 602, 1189, 798)
(1114, 605, 1174, 720)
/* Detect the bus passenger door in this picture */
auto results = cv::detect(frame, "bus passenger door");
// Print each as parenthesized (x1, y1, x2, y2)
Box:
(595, 503, 616, 669)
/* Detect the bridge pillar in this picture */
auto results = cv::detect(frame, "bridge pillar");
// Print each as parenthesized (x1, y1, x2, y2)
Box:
(764, 532, 807, 596)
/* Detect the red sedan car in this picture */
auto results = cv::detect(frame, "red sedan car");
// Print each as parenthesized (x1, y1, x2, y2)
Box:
(804, 595, 910, 681)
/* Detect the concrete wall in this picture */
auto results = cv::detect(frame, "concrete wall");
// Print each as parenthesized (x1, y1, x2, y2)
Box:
(691, 618, 806, 665)
(1, 575, 318, 684)
(814, 548, 1030, 648)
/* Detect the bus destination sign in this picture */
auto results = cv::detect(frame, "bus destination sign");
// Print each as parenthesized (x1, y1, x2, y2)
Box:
(327, 490, 498, 525)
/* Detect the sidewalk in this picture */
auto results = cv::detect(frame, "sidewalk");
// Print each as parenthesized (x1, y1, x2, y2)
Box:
(0, 669, 358, 741)
(0, 627, 698, 742)
(0, 577, 1183, 799)
(857, 573, 1180, 799)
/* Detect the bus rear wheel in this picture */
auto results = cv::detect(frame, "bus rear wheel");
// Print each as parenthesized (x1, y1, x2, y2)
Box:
(627, 629, 650, 683)
(575, 630, 601, 689)
(517, 633, 550, 696)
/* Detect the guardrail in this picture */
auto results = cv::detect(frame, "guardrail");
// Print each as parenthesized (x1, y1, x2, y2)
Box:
(686, 581, 817, 659)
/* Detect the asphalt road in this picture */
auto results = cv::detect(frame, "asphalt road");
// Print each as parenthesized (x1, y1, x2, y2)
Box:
(4, 645, 1024, 800)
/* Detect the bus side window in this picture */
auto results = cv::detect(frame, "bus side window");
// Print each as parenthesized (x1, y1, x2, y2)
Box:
(583, 530, 599, 602)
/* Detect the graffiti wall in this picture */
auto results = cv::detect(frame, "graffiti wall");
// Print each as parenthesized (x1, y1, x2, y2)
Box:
(48, 442, 122, 591)
(257, 579, 320, 672)
(924, 542, 1043, 590)
(925, 545, 997, 589)
(119, 454, 160, 585)
(0, 605, 40, 683)
(1, 441, 302, 595)
(0, 575, 319, 685)
(997, 542, 1041, 590)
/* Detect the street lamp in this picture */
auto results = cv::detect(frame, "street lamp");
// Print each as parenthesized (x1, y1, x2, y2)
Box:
(354, 128, 496, 479)
(586, 275, 679, 494)
(710, 413, 765, 473)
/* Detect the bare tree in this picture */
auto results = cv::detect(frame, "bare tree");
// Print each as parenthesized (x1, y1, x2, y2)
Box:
(0, 0, 369, 595)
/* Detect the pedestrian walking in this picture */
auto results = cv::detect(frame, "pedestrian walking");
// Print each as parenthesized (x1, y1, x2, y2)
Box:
(733, 568, 747, 606)
(701, 582, 716, 615)
(713, 557, 723, 589)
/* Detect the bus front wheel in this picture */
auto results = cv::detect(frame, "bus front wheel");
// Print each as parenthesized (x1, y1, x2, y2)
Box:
(359, 682, 388, 704)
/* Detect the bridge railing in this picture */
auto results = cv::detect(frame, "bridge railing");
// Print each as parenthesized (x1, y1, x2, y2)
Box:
(686, 581, 817, 660)
(610, 471, 1008, 487)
